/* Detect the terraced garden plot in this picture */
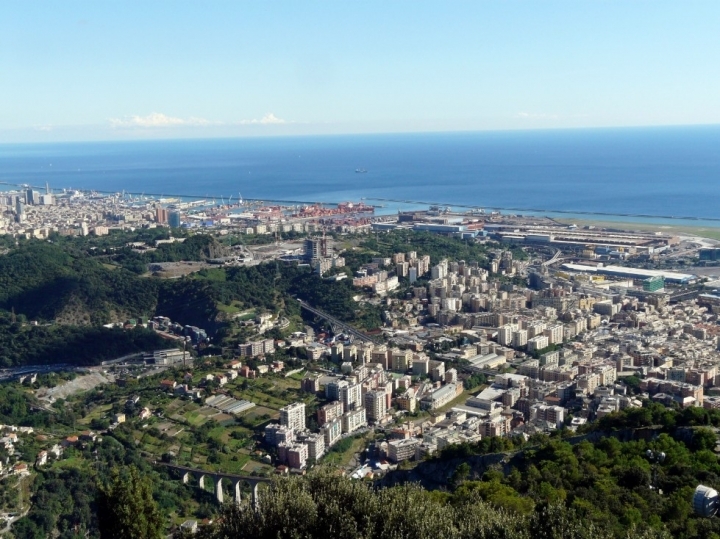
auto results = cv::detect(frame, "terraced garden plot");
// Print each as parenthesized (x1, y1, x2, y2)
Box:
(213, 453, 251, 474)
(239, 406, 277, 427)
(78, 403, 113, 425)
(164, 400, 185, 413)
(242, 460, 272, 475)
(191, 454, 208, 465)
(178, 407, 221, 426)
(166, 426, 186, 437)
(214, 414, 235, 426)
(155, 421, 175, 432)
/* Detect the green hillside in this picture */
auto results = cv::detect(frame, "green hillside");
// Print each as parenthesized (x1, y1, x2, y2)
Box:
(0, 242, 158, 324)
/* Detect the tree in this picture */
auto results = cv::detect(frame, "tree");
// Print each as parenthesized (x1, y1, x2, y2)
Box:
(690, 427, 717, 451)
(96, 466, 165, 539)
(451, 462, 472, 487)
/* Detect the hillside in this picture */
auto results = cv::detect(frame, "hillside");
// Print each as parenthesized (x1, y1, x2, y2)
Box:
(0, 313, 168, 367)
(0, 237, 376, 327)
(0, 242, 159, 324)
(379, 405, 720, 539)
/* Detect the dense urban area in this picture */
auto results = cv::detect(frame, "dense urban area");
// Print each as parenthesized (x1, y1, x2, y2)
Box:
(2, 186, 720, 538)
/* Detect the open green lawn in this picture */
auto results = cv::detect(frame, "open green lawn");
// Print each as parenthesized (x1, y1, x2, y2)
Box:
(226, 437, 252, 452)
(225, 377, 304, 410)
(234, 310, 257, 321)
(177, 446, 194, 464)
(193, 268, 227, 282)
(50, 456, 89, 471)
(216, 302, 245, 315)
(19, 475, 33, 513)
(265, 377, 303, 391)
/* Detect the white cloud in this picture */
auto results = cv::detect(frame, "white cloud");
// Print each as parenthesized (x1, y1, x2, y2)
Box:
(109, 112, 289, 128)
(236, 113, 288, 125)
(34, 125, 53, 132)
(514, 112, 559, 120)
(109, 113, 211, 128)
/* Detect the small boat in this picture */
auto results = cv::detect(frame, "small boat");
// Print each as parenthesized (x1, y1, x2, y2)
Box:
(355, 168, 367, 173)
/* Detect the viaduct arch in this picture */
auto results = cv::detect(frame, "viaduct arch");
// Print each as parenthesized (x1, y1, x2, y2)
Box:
(156, 462, 272, 507)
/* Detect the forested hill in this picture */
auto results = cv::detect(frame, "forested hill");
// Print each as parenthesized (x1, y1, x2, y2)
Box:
(379, 404, 720, 539)
(0, 314, 167, 368)
(0, 242, 158, 325)
(0, 236, 382, 366)
(113, 234, 230, 274)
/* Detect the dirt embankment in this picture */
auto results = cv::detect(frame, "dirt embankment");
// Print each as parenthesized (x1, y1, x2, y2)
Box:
(37, 372, 114, 401)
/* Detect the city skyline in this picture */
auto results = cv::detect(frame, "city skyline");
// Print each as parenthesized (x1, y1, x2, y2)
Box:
(2, 1, 720, 143)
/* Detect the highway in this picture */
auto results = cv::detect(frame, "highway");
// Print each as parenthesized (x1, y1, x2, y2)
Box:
(297, 300, 381, 344)
(0, 364, 74, 381)
(542, 249, 563, 267)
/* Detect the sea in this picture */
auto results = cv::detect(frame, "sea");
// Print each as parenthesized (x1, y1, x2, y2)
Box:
(1, 125, 720, 226)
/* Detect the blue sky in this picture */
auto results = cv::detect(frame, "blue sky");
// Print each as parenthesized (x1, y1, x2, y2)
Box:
(1, 1, 719, 142)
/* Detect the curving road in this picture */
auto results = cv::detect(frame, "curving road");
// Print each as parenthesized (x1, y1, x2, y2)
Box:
(297, 300, 381, 344)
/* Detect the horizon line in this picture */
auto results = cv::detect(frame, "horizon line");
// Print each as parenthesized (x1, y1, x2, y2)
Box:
(1, 121, 720, 146)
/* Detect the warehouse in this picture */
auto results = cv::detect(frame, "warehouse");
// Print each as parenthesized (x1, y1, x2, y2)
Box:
(561, 263, 695, 285)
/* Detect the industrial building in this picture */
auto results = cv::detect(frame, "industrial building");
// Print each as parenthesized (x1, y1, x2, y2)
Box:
(145, 349, 187, 365)
(420, 382, 464, 410)
(561, 263, 695, 285)
(485, 223, 677, 255)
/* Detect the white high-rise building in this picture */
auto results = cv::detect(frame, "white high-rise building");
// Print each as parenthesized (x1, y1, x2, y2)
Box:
(364, 390, 387, 423)
(279, 402, 306, 431)
(341, 408, 367, 434)
(512, 329, 528, 348)
(431, 260, 448, 280)
(340, 382, 363, 412)
(544, 323, 565, 345)
(498, 325, 514, 346)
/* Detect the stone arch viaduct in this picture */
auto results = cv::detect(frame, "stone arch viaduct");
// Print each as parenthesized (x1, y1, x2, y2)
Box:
(156, 462, 273, 506)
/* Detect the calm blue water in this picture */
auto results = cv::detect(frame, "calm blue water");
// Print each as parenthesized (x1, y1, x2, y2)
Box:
(1, 126, 720, 224)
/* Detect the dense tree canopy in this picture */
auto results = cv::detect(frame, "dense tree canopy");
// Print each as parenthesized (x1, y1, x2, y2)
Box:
(0, 314, 167, 367)
(197, 470, 670, 539)
(0, 242, 158, 323)
(349, 230, 497, 269)
(97, 466, 165, 539)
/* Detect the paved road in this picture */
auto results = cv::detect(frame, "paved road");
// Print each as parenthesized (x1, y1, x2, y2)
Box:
(297, 300, 381, 344)
(0, 364, 74, 381)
